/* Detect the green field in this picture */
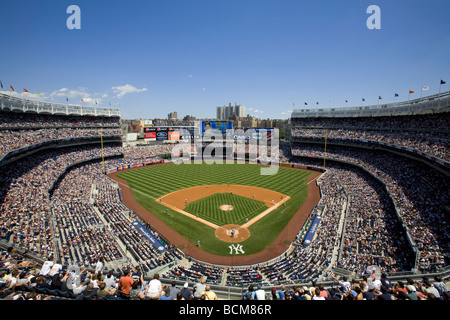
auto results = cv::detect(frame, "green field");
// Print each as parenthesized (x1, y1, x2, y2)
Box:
(184, 193, 267, 226)
(116, 161, 312, 256)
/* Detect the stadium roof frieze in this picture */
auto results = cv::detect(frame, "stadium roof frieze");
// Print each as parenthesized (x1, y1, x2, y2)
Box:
(291, 90, 450, 118)
(0, 93, 121, 118)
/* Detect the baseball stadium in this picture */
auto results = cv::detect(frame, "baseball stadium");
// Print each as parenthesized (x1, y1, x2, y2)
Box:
(0, 1, 449, 310)
(0, 90, 449, 302)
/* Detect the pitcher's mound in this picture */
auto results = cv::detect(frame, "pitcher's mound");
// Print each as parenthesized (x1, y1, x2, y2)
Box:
(219, 204, 234, 211)
(215, 224, 250, 243)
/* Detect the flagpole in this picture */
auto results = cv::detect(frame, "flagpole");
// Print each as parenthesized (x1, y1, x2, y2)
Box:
(101, 129, 105, 174)
(323, 129, 327, 171)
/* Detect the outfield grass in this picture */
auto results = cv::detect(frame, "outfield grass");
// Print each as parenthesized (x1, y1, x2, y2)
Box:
(116, 161, 311, 256)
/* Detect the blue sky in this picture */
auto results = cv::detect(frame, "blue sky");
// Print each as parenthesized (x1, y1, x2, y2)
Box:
(1, 0, 449, 120)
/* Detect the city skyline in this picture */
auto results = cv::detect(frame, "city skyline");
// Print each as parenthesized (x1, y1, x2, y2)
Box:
(0, 0, 449, 120)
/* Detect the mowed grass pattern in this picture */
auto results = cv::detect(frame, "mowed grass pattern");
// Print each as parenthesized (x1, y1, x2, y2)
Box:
(117, 162, 312, 256)
(184, 193, 267, 226)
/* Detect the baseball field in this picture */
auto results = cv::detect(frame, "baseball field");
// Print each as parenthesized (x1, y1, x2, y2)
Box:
(111, 161, 320, 264)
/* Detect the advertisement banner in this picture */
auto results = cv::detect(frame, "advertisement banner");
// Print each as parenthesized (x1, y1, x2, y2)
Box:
(302, 215, 322, 246)
(168, 131, 180, 140)
(132, 220, 167, 253)
(280, 162, 293, 168)
(144, 127, 156, 141)
(253, 128, 273, 140)
(156, 128, 168, 140)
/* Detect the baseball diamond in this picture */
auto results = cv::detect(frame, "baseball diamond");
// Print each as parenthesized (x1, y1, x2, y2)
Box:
(159, 185, 291, 242)
(110, 161, 321, 265)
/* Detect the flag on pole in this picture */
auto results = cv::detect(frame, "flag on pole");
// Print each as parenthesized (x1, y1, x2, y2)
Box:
(422, 86, 429, 91)
(345, 100, 348, 103)
(0, 81, 3, 88)
(393, 93, 399, 103)
(409, 90, 415, 94)
(23, 88, 29, 93)
(438, 79, 447, 99)
(81, 99, 84, 103)
(37, 92, 41, 96)
(304, 102, 307, 105)
(378, 96, 382, 99)
(362, 98, 365, 101)
(9, 84, 14, 91)
(66, 97, 69, 102)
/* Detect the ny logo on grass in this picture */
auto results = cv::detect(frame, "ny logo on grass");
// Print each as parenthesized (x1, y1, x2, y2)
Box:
(229, 244, 245, 255)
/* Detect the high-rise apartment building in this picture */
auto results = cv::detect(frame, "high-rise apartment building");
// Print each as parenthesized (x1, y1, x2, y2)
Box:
(168, 112, 178, 120)
(216, 103, 246, 120)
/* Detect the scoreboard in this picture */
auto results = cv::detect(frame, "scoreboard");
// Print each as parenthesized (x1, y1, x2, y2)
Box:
(144, 127, 200, 141)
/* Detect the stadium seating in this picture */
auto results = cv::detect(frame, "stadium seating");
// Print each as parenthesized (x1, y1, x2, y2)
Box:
(0, 104, 448, 301)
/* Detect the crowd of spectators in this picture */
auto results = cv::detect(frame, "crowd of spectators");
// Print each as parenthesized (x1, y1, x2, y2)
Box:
(0, 111, 120, 128)
(164, 262, 224, 285)
(291, 128, 448, 161)
(0, 143, 123, 260)
(0, 128, 121, 159)
(51, 157, 182, 272)
(291, 142, 448, 272)
(0, 111, 121, 159)
(1, 247, 447, 300)
(122, 143, 176, 159)
(290, 113, 449, 131)
(322, 164, 414, 274)
(275, 176, 348, 283)
(0, 247, 217, 300)
(241, 273, 448, 300)
(291, 112, 450, 162)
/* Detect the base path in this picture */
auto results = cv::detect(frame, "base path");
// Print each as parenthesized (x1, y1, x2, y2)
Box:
(108, 165, 322, 266)
(159, 184, 288, 209)
(157, 184, 290, 242)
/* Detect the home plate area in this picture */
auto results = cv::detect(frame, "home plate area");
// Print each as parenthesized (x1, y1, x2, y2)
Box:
(215, 224, 251, 243)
